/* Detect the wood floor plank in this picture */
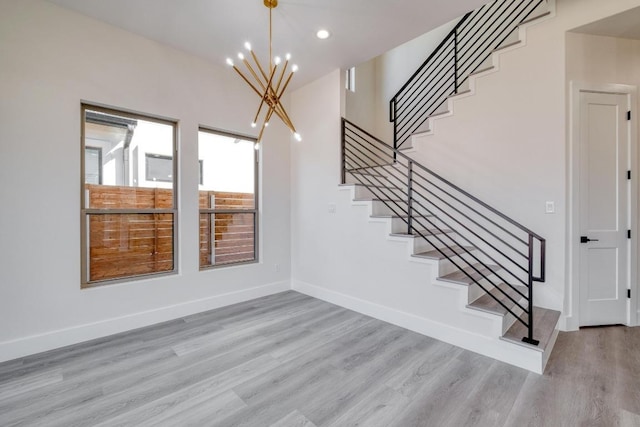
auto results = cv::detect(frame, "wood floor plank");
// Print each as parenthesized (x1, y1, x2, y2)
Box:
(270, 410, 318, 427)
(0, 293, 638, 427)
(95, 354, 278, 427)
(0, 369, 62, 402)
(326, 385, 410, 427)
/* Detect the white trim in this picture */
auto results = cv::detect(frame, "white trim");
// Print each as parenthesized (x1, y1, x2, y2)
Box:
(292, 279, 545, 374)
(0, 280, 291, 363)
(567, 81, 638, 329)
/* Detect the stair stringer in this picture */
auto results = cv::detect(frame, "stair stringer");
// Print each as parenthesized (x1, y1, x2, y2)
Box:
(326, 183, 550, 374)
(410, 0, 557, 145)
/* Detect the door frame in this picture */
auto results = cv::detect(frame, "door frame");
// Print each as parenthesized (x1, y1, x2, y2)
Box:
(567, 81, 638, 330)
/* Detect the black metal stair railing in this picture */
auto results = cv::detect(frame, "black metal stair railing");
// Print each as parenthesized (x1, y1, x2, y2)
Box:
(389, 0, 547, 150)
(341, 118, 546, 345)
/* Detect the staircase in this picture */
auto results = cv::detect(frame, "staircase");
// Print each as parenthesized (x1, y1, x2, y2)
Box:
(338, 0, 561, 373)
(390, 0, 554, 151)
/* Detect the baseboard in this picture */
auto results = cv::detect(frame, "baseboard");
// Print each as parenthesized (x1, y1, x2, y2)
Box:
(292, 280, 543, 373)
(0, 280, 291, 363)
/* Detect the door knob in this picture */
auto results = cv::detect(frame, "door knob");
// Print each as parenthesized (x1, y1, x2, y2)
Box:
(580, 236, 599, 243)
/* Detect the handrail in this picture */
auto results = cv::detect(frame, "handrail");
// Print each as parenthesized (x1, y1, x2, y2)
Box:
(341, 117, 546, 345)
(390, 0, 547, 150)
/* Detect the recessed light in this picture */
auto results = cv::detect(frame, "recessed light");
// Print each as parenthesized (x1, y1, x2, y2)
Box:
(316, 29, 331, 40)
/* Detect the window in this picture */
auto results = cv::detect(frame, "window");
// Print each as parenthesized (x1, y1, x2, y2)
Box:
(145, 153, 173, 182)
(81, 105, 177, 286)
(84, 147, 102, 184)
(198, 128, 258, 268)
(346, 67, 356, 92)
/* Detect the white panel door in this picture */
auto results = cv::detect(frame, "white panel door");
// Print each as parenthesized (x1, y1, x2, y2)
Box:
(579, 91, 629, 326)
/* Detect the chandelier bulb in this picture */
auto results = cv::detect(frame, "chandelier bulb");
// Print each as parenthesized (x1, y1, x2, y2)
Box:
(244, 42, 252, 51)
(226, 58, 234, 67)
(238, 52, 245, 60)
(286, 53, 291, 60)
(294, 132, 302, 142)
(292, 64, 299, 73)
(274, 56, 281, 65)
(254, 142, 260, 150)
(251, 122, 257, 128)
(265, 122, 269, 127)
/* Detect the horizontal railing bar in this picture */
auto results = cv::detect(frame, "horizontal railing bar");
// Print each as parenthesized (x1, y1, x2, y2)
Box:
(457, 0, 538, 77)
(391, 11, 472, 104)
(408, 194, 530, 293)
(395, 61, 455, 128)
(396, 88, 454, 145)
(343, 119, 535, 329)
(411, 169, 529, 247)
(346, 119, 543, 239)
(455, 0, 501, 36)
(395, 39, 456, 107)
(457, 0, 521, 50)
(345, 120, 532, 291)
(407, 212, 529, 314)
(343, 146, 411, 200)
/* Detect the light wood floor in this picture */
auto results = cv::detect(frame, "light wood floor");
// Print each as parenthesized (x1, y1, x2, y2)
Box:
(0, 291, 638, 427)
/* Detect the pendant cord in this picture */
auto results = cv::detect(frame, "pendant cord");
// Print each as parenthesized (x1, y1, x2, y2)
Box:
(269, 6, 272, 72)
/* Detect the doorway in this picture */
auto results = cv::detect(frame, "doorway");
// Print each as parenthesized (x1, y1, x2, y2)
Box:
(569, 83, 638, 329)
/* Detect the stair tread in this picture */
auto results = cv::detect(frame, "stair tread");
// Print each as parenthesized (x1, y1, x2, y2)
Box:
(370, 213, 431, 219)
(439, 264, 500, 285)
(413, 245, 475, 260)
(340, 183, 403, 190)
(429, 110, 450, 119)
(448, 89, 471, 99)
(389, 228, 453, 238)
(353, 198, 404, 203)
(520, 10, 551, 26)
(347, 170, 386, 177)
(494, 39, 522, 52)
(501, 307, 561, 352)
(467, 283, 528, 316)
(469, 65, 495, 77)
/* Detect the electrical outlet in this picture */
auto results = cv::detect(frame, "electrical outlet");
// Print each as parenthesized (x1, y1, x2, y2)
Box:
(545, 201, 555, 214)
(274, 264, 280, 272)
(328, 203, 337, 214)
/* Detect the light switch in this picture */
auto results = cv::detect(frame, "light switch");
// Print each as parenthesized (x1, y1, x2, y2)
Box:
(545, 201, 555, 214)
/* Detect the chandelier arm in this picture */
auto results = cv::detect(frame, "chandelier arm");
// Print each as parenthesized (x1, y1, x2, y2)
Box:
(232, 66, 264, 98)
(273, 102, 296, 132)
(252, 95, 269, 127)
(277, 71, 295, 100)
(273, 60, 288, 97)
(252, 63, 277, 126)
(242, 59, 268, 92)
(250, 51, 270, 83)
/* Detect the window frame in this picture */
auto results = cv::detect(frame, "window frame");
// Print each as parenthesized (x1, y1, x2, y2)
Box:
(198, 126, 259, 270)
(80, 103, 179, 288)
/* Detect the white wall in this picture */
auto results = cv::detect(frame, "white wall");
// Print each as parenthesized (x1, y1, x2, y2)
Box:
(345, 19, 457, 141)
(0, 0, 291, 362)
(566, 32, 640, 87)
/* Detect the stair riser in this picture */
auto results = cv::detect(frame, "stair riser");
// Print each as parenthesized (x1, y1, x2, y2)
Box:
(435, 252, 482, 277)
(371, 200, 407, 217)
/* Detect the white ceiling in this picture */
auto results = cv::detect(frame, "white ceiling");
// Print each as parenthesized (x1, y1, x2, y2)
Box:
(45, 0, 490, 89)
(571, 6, 640, 41)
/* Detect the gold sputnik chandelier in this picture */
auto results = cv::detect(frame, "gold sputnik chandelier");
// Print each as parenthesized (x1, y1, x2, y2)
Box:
(227, 0, 301, 145)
